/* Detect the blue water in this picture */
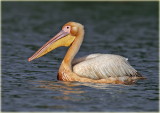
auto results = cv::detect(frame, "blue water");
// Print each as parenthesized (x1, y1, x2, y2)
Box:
(2, 2, 159, 112)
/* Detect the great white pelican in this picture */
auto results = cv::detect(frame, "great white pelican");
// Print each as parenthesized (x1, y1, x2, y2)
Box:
(28, 22, 145, 85)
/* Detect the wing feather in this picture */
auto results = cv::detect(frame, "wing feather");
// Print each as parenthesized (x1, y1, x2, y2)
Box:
(72, 53, 102, 66)
(73, 54, 140, 80)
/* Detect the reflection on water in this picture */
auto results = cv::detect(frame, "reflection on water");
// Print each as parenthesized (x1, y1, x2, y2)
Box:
(31, 81, 87, 102)
(30, 80, 128, 102)
(32, 81, 85, 95)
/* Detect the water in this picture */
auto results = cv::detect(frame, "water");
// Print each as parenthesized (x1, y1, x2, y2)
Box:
(2, 2, 159, 112)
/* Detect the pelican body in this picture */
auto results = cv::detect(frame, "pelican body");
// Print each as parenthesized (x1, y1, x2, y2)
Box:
(28, 22, 145, 85)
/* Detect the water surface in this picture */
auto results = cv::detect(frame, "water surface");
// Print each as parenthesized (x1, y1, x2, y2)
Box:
(2, 2, 159, 112)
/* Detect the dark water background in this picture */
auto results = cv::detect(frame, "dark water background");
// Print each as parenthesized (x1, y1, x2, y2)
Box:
(2, 2, 159, 112)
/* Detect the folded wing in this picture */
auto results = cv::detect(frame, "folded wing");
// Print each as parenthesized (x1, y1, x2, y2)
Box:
(72, 54, 141, 80)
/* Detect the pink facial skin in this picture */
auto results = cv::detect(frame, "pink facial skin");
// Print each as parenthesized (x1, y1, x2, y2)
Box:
(63, 26, 71, 33)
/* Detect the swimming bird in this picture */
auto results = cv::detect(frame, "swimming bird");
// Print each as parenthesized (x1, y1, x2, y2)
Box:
(28, 22, 145, 85)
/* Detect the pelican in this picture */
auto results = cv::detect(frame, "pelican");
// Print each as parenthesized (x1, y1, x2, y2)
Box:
(28, 22, 145, 85)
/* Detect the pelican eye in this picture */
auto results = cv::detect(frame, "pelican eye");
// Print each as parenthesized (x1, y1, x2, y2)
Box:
(63, 26, 71, 33)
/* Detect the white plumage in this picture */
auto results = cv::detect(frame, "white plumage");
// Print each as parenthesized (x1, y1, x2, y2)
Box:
(72, 54, 140, 80)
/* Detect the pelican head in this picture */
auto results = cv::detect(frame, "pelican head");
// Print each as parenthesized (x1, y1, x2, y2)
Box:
(28, 22, 83, 62)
